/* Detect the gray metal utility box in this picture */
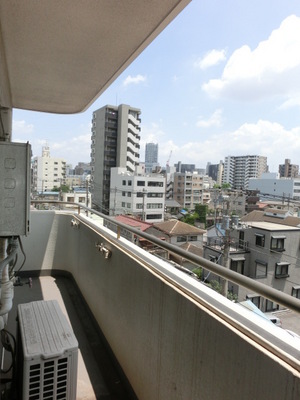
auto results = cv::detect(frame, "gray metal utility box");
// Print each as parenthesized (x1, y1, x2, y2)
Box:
(0, 141, 31, 236)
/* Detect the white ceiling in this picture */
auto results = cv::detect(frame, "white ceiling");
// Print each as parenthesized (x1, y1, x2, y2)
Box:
(0, 0, 190, 114)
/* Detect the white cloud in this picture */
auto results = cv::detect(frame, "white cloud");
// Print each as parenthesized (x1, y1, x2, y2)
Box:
(13, 119, 34, 135)
(154, 120, 300, 173)
(123, 74, 147, 87)
(194, 49, 226, 69)
(279, 96, 300, 110)
(202, 15, 300, 100)
(196, 109, 223, 128)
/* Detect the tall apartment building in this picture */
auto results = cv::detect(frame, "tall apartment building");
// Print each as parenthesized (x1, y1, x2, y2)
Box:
(206, 160, 223, 185)
(173, 172, 213, 210)
(145, 142, 158, 173)
(90, 104, 141, 213)
(279, 159, 299, 178)
(32, 145, 66, 193)
(110, 167, 165, 222)
(222, 155, 267, 189)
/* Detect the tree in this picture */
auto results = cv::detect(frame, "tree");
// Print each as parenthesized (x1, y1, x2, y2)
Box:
(60, 184, 70, 193)
(195, 204, 208, 228)
(182, 213, 197, 225)
(51, 184, 70, 193)
(222, 183, 231, 189)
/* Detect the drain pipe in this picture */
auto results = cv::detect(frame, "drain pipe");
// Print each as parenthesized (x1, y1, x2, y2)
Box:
(0, 238, 18, 330)
(0, 107, 13, 330)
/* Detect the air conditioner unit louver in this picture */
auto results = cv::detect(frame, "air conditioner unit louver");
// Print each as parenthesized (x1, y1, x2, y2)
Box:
(18, 300, 78, 400)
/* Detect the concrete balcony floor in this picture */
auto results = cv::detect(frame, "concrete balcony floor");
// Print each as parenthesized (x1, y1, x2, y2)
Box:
(4, 274, 135, 400)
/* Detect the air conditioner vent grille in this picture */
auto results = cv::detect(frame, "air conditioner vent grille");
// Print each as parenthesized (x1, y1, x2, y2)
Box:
(18, 300, 78, 400)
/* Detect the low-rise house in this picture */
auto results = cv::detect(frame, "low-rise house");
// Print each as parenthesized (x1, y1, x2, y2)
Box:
(204, 210, 300, 311)
(147, 220, 206, 247)
(170, 242, 203, 271)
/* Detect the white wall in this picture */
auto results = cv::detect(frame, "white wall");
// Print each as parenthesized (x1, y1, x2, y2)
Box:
(20, 210, 300, 400)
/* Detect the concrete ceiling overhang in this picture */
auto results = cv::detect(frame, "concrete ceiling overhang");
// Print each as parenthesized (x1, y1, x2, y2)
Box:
(0, 0, 190, 114)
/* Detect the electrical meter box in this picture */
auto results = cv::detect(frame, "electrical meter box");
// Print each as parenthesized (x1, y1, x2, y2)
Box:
(0, 141, 31, 236)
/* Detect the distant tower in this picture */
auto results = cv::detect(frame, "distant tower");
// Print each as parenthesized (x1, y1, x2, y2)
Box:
(145, 142, 158, 173)
(90, 104, 141, 213)
(279, 159, 299, 178)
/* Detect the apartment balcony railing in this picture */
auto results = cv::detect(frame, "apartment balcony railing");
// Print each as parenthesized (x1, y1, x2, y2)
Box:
(7, 200, 300, 400)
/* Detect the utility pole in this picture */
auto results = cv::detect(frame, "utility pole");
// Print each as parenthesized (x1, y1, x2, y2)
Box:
(142, 189, 146, 221)
(113, 187, 117, 216)
(85, 174, 91, 216)
(221, 201, 230, 297)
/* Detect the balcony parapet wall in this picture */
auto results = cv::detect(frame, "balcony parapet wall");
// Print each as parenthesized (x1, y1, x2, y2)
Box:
(19, 210, 300, 400)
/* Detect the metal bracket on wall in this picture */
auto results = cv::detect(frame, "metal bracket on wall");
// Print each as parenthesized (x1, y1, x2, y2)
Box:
(95, 242, 112, 259)
(71, 219, 80, 228)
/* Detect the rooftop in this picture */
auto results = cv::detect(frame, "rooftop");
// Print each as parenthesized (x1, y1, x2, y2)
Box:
(153, 219, 206, 236)
(245, 221, 300, 231)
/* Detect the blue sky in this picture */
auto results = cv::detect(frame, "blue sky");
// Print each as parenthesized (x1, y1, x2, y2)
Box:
(13, 1, 300, 172)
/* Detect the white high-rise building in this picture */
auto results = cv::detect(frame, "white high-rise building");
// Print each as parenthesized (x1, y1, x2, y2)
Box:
(90, 104, 141, 213)
(110, 167, 165, 222)
(32, 145, 66, 193)
(222, 155, 268, 189)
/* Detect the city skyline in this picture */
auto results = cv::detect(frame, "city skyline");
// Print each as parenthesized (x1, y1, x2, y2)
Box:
(12, 1, 300, 172)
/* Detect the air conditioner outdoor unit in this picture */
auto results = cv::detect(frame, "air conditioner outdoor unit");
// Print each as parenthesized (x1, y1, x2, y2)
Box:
(18, 300, 78, 400)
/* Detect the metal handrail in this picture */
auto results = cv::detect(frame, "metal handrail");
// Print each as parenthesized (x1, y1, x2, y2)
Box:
(31, 200, 300, 313)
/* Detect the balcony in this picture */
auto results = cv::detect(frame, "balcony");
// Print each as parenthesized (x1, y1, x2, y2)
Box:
(2, 203, 300, 399)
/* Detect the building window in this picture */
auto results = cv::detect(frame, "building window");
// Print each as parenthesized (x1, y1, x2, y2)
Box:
(122, 180, 126, 186)
(275, 262, 289, 278)
(188, 236, 198, 241)
(136, 203, 143, 209)
(270, 236, 285, 252)
(230, 259, 245, 274)
(255, 261, 267, 278)
(137, 181, 145, 186)
(255, 233, 265, 247)
(147, 192, 163, 198)
(146, 203, 163, 209)
(246, 295, 261, 309)
(127, 192, 131, 197)
(148, 181, 163, 187)
(137, 192, 144, 198)
(292, 286, 300, 299)
(127, 203, 131, 208)
(265, 300, 279, 312)
(177, 236, 186, 243)
(128, 180, 132, 186)
(122, 191, 126, 196)
(146, 214, 162, 220)
(122, 202, 125, 207)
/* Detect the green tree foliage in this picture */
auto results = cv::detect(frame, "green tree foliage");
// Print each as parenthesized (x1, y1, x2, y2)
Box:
(192, 267, 202, 280)
(195, 204, 208, 227)
(207, 280, 237, 301)
(182, 213, 197, 225)
(221, 183, 231, 189)
(51, 185, 70, 193)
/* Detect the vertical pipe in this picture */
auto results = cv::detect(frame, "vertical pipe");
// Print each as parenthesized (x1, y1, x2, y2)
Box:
(0, 110, 12, 251)
(0, 106, 12, 324)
